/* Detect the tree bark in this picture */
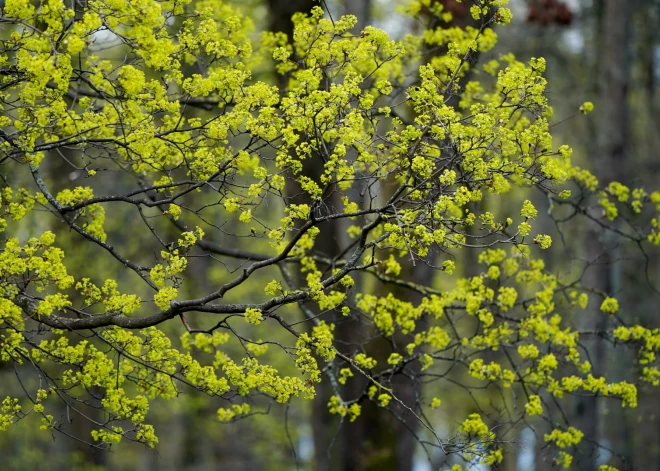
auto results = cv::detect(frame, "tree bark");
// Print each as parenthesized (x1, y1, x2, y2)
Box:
(576, 1, 631, 470)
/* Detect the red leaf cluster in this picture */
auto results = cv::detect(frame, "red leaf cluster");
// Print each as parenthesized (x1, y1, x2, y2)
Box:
(527, 0, 574, 26)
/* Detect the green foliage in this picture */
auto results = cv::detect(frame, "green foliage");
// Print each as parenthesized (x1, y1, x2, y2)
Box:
(0, 0, 658, 468)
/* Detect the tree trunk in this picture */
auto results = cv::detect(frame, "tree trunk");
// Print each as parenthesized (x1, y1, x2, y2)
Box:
(576, 1, 631, 470)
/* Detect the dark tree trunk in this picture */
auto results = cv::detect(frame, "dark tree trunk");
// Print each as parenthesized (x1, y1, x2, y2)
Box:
(576, 1, 631, 470)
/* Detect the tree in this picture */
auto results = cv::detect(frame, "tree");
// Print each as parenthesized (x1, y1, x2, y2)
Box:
(573, 1, 632, 469)
(0, 0, 658, 469)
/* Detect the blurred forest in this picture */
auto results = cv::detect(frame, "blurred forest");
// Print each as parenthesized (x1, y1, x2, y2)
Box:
(1, 0, 659, 470)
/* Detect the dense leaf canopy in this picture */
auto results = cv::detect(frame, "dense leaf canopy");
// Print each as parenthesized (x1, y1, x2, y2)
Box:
(0, 0, 659, 469)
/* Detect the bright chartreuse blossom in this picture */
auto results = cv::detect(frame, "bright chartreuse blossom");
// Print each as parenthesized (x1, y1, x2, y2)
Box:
(0, 0, 658, 466)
